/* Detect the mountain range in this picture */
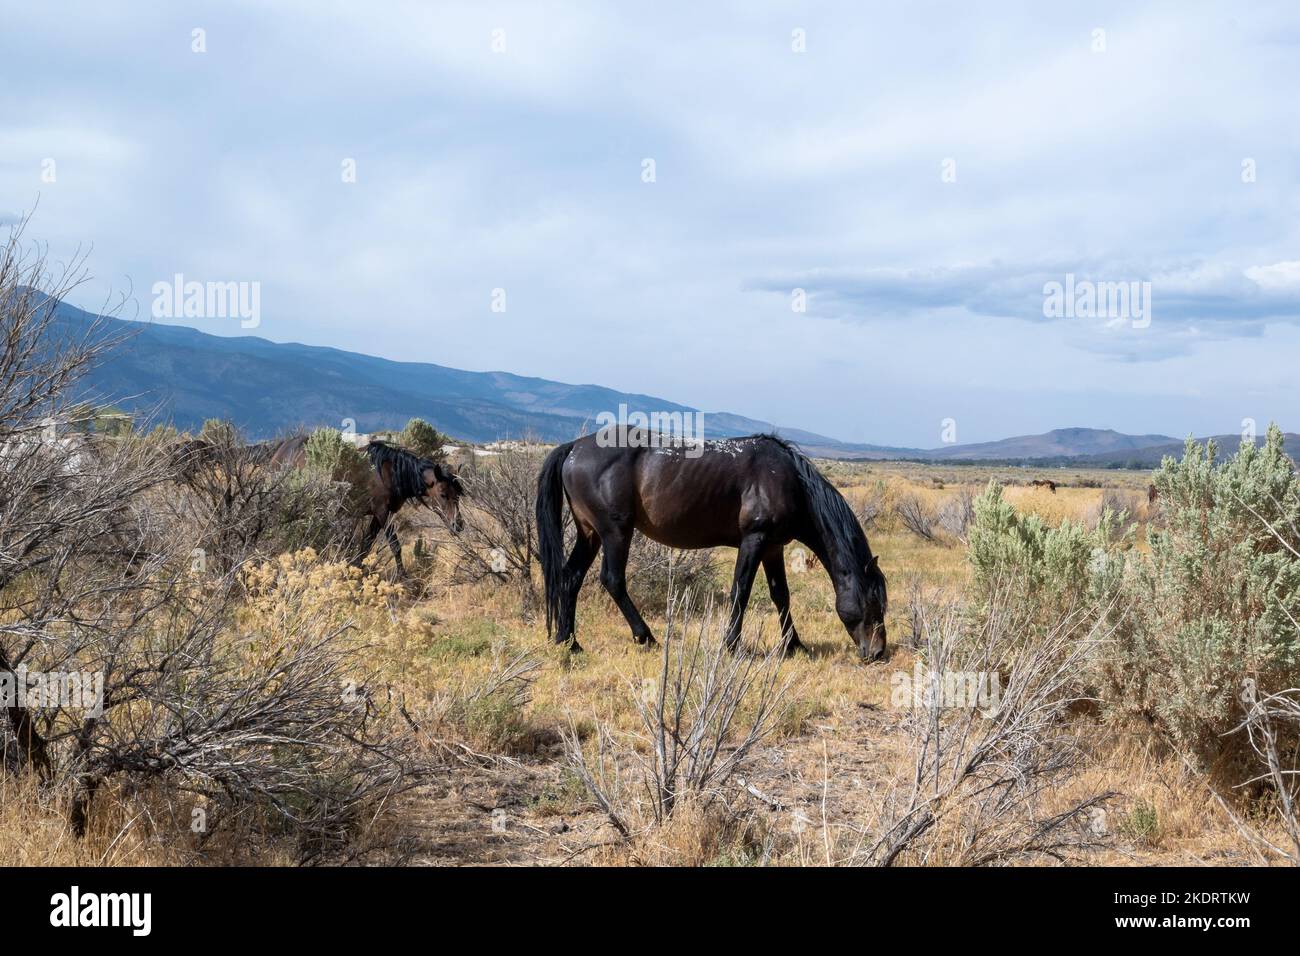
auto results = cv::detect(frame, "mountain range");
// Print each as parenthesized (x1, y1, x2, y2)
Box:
(53, 298, 1296, 467)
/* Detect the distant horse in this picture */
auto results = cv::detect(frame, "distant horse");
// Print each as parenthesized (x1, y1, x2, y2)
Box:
(1030, 478, 1057, 493)
(536, 432, 888, 659)
(266, 435, 464, 573)
(1147, 483, 1158, 505)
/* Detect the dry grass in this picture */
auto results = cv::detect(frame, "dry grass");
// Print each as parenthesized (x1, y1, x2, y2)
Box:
(0, 774, 172, 866)
(0, 772, 305, 866)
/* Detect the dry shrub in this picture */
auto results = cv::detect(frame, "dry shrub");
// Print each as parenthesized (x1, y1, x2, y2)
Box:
(3, 541, 428, 864)
(234, 552, 548, 758)
(440, 651, 543, 755)
(894, 492, 941, 543)
(0, 230, 429, 863)
(625, 537, 723, 611)
(937, 485, 976, 543)
(899, 577, 960, 651)
(90, 555, 425, 862)
(1083, 488, 1140, 536)
(848, 482, 886, 531)
(1224, 681, 1300, 863)
(564, 595, 791, 848)
(595, 799, 774, 867)
(169, 422, 370, 571)
(442, 445, 543, 618)
(849, 589, 1115, 866)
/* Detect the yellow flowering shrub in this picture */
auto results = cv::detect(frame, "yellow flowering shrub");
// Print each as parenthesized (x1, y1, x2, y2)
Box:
(236, 549, 444, 701)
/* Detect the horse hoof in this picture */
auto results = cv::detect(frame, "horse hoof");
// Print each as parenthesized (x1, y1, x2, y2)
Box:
(567, 640, 584, 654)
(783, 641, 806, 658)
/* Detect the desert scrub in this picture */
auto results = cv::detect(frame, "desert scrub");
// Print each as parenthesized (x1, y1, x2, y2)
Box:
(275, 427, 374, 555)
(443, 652, 541, 754)
(1118, 800, 1161, 848)
(241, 549, 403, 623)
(239, 550, 447, 691)
(565, 596, 791, 840)
(964, 480, 1128, 690)
(625, 538, 724, 611)
(968, 479, 1129, 611)
(1106, 425, 1300, 771)
(303, 426, 372, 491)
(243, 553, 540, 752)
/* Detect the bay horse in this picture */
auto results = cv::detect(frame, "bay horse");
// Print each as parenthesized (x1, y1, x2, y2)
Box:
(267, 435, 464, 573)
(536, 431, 888, 659)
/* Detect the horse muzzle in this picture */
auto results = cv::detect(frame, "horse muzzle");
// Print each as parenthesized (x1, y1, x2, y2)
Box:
(858, 624, 886, 662)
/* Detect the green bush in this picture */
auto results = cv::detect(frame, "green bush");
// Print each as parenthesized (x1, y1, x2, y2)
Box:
(1107, 424, 1300, 768)
(276, 429, 373, 555)
(968, 479, 1127, 630)
(198, 417, 240, 446)
(400, 417, 448, 461)
(303, 428, 371, 495)
(959, 480, 1130, 707)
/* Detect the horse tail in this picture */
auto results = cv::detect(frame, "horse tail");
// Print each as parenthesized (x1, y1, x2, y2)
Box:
(536, 440, 575, 640)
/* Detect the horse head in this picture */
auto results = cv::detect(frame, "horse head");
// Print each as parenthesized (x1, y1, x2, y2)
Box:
(421, 461, 465, 534)
(837, 552, 887, 660)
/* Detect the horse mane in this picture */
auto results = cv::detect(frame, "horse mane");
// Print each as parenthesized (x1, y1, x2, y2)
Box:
(758, 434, 886, 608)
(366, 440, 441, 499)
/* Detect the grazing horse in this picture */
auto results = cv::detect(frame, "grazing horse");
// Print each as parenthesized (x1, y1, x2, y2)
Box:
(536, 432, 888, 659)
(1030, 478, 1057, 493)
(267, 435, 464, 573)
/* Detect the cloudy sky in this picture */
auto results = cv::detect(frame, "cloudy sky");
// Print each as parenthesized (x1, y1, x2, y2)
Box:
(2, 1, 1299, 446)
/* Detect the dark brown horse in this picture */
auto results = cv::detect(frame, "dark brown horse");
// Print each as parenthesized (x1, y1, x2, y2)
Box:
(536, 431, 887, 659)
(1030, 478, 1057, 493)
(267, 435, 464, 573)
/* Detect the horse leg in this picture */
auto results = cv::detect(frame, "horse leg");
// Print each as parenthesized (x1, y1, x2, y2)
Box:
(384, 521, 405, 576)
(355, 514, 383, 567)
(762, 547, 805, 657)
(597, 530, 655, 646)
(558, 531, 599, 650)
(724, 534, 766, 652)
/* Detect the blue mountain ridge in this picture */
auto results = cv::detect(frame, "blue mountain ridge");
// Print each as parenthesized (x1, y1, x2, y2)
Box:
(52, 297, 1279, 465)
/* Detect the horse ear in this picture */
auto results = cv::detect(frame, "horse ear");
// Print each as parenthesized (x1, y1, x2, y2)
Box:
(431, 463, 446, 481)
(866, 554, 879, 572)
